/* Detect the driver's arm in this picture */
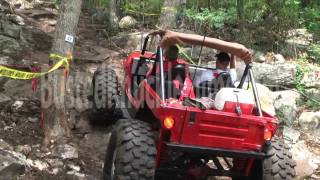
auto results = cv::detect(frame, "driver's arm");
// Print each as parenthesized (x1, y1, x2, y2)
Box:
(160, 30, 252, 64)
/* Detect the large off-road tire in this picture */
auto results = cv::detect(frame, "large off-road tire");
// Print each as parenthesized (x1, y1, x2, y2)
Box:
(262, 137, 296, 180)
(233, 137, 296, 180)
(103, 119, 157, 180)
(91, 68, 119, 124)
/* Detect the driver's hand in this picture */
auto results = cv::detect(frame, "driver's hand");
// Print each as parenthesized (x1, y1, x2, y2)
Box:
(160, 30, 184, 48)
(233, 43, 253, 64)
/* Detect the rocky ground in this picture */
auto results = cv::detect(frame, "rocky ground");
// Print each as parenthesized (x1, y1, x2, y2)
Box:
(0, 0, 319, 180)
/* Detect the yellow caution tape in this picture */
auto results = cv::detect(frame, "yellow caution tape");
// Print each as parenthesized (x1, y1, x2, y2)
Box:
(126, 7, 176, 16)
(176, 44, 196, 65)
(161, 6, 177, 13)
(126, 9, 159, 16)
(0, 54, 72, 80)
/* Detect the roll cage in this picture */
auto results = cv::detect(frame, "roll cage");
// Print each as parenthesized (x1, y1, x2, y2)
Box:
(138, 32, 263, 117)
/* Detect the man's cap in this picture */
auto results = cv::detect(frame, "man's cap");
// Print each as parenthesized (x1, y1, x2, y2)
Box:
(216, 52, 230, 62)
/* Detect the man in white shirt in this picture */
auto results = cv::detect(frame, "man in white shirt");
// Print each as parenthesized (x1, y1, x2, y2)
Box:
(194, 52, 237, 86)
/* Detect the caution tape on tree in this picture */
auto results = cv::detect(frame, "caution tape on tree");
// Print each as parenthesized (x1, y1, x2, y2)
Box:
(125, 6, 177, 16)
(0, 54, 72, 80)
(176, 44, 196, 65)
(126, 9, 159, 16)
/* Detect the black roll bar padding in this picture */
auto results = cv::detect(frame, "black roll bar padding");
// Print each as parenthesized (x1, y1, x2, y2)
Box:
(237, 64, 251, 89)
(141, 35, 150, 56)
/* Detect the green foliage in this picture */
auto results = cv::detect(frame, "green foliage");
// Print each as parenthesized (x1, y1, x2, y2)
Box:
(184, 8, 236, 29)
(122, 0, 163, 23)
(181, 0, 319, 52)
(307, 44, 320, 64)
(299, 7, 320, 33)
(294, 55, 320, 110)
(294, 62, 307, 93)
(84, 0, 109, 8)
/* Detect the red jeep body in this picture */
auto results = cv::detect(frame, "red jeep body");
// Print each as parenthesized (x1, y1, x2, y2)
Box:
(121, 37, 278, 177)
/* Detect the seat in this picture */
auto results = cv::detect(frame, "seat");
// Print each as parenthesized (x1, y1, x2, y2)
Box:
(147, 63, 187, 99)
(147, 76, 181, 99)
(171, 64, 186, 85)
(131, 58, 152, 96)
(195, 72, 235, 98)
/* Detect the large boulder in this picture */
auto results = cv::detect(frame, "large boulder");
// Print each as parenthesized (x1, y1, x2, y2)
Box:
(20, 26, 53, 51)
(290, 141, 320, 179)
(273, 53, 286, 64)
(298, 111, 320, 135)
(283, 126, 301, 144)
(0, 21, 21, 39)
(274, 90, 300, 125)
(286, 28, 313, 53)
(110, 32, 148, 53)
(7, 14, 25, 25)
(119, 16, 137, 29)
(237, 62, 296, 87)
(0, 93, 11, 104)
(305, 88, 320, 102)
(53, 144, 79, 160)
(253, 51, 266, 63)
(301, 65, 320, 88)
(254, 83, 276, 116)
(0, 34, 22, 59)
(0, 56, 15, 86)
(0, 148, 31, 179)
(7, 0, 42, 10)
(3, 79, 39, 98)
(235, 82, 276, 116)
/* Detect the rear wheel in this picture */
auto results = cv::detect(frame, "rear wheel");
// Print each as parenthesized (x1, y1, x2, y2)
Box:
(91, 68, 119, 124)
(103, 119, 157, 180)
(262, 137, 296, 180)
(233, 137, 296, 180)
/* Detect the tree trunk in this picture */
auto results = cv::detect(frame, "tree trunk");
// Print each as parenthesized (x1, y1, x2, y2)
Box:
(41, 0, 82, 145)
(157, 0, 181, 29)
(107, 0, 119, 33)
(236, 0, 244, 21)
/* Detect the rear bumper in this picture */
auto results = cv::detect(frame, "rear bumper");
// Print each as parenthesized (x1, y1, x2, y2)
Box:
(166, 143, 265, 158)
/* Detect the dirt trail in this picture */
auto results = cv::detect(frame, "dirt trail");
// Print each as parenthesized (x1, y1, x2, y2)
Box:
(0, 9, 123, 179)
(65, 10, 124, 179)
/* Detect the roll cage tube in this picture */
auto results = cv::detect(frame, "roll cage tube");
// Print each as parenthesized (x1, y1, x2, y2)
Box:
(141, 35, 150, 57)
(238, 64, 263, 117)
(141, 33, 166, 102)
(157, 46, 165, 102)
(141, 31, 165, 57)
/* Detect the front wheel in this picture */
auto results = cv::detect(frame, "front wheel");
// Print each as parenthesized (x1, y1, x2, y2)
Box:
(103, 119, 157, 180)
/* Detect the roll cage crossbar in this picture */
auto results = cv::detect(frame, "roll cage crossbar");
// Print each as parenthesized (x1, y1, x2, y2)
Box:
(140, 33, 263, 116)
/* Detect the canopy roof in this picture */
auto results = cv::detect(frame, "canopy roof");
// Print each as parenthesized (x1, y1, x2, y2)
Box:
(151, 30, 252, 64)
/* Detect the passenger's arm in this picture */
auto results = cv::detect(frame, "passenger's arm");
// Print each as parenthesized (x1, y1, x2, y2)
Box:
(145, 63, 154, 77)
